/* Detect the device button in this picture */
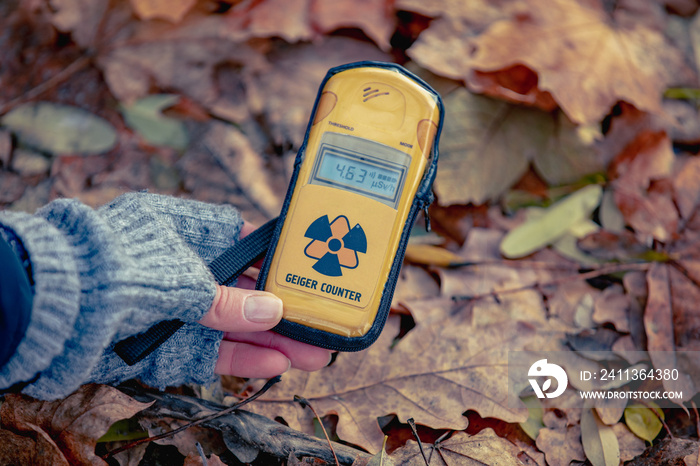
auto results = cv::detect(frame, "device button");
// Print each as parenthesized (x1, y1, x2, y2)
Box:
(313, 91, 337, 125)
(417, 119, 438, 157)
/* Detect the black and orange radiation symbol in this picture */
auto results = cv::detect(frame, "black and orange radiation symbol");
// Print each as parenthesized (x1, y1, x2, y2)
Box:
(303, 215, 367, 277)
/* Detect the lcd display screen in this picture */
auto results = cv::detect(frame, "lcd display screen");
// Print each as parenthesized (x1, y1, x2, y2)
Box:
(310, 133, 409, 208)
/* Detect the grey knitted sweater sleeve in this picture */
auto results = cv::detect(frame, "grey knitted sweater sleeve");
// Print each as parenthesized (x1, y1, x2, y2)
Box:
(0, 193, 243, 400)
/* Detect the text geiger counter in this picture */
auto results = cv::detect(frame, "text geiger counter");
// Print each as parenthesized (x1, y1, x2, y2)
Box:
(257, 61, 444, 351)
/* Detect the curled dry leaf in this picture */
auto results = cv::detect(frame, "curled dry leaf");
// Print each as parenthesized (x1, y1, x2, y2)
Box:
(0, 384, 152, 465)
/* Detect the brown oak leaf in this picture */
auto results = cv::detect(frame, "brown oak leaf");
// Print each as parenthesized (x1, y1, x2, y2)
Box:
(245, 313, 534, 453)
(0, 384, 152, 465)
(407, 0, 696, 124)
(390, 429, 526, 465)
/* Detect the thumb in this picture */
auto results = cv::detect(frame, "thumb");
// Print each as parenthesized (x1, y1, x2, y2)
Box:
(199, 285, 284, 333)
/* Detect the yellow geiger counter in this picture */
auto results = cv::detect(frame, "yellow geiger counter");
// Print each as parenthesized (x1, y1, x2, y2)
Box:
(256, 61, 444, 351)
(111, 62, 443, 364)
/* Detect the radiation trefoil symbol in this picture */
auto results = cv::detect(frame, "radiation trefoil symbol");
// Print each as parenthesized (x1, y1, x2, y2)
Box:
(304, 215, 367, 277)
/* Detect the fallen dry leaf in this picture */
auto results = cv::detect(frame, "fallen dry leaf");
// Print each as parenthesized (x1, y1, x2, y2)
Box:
(225, 0, 313, 43)
(438, 261, 554, 326)
(434, 88, 601, 205)
(129, 0, 197, 23)
(592, 284, 631, 333)
(311, 0, 396, 51)
(0, 384, 152, 465)
(547, 280, 600, 329)
(536, 424, 586, 466)
(407, 0, 696, 124)
(391, 264, 441, 306)
(100, 25, 265, 108)
(246, 310, 535, 452)
(643, 262, 699, 399)
(48, 0, 109, 47)
(672, 154, 700, 221)
(580, 405, 620, 466)
(245, 37, 391, 146)
(391, 429, 526, 465)
(202, 122, 285, 219)
(397, 0, 517, 30)
(400, 0, 523, 88)
(593, 394, 627, 426)
(0, 428, 69, 466)
(612, 422, 646, 462)
(609, 130, 678, 242)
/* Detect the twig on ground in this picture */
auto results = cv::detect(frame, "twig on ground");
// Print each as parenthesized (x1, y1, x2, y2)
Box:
(0, 55, 92, 115)
(407, 418, 429, 466)
(102, 375, 281, 459)
(295, 395, 340, 466)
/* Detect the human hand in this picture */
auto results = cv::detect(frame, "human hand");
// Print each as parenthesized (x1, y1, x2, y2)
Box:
(198, 223, 332, 379)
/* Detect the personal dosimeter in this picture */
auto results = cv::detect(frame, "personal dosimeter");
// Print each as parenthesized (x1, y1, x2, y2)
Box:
(257, 61, 444, 351)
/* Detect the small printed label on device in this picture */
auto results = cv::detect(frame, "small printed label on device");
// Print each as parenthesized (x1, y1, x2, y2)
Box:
(328, 121, 354, 131)
(285, 273, 362, 302)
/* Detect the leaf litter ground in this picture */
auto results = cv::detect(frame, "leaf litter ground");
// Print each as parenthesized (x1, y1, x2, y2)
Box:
(3, 0, 700, 464)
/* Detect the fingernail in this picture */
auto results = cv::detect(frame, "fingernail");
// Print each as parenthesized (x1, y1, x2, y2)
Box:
(244, 295, 283, 323)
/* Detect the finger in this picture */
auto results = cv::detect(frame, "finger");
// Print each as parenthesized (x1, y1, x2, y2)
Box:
(199, 286, 283, 333)
(215, 341, 291, 378)
(240, 221, 257, 238)
(235, 275, 257, 290)
(223, 330, 333, 372)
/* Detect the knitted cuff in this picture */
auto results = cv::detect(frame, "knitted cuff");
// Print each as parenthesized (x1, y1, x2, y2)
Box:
(2, 193, 244, 399)
(0, 213, 81, 390)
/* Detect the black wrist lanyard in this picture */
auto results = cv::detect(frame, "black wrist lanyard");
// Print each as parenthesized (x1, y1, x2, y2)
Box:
(114, 218, 278, 366)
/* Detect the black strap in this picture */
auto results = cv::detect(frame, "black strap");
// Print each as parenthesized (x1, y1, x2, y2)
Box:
(208, 218, 278, 286)
(114, 218, 278, 366)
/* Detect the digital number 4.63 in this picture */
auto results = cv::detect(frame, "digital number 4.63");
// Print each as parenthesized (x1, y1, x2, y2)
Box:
(336, 163, 367, 183)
